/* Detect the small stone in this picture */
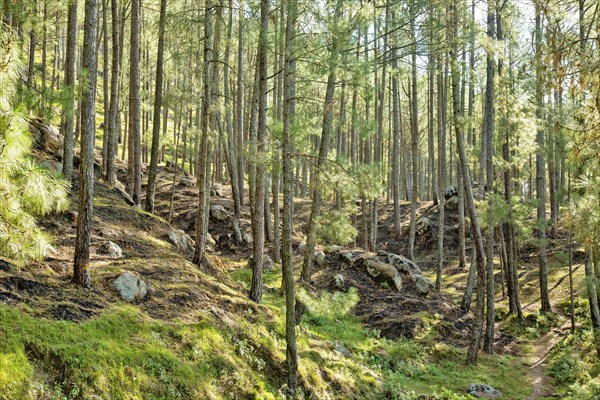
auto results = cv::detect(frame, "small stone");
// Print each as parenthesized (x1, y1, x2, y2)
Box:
(179, 177, 194, 187)
(315, 251, 326, 267)
(333, 274, 346, 290)
(412, 274, 435, 295)
(466, 384, 501, 399)
(210, 205, 230, 222)
(340, 251, 353, 263)
(97, 241, 123, 258)
(167, 229, 195, 254)
(242, 232, 252, 244)
(113, 272, 147, 302)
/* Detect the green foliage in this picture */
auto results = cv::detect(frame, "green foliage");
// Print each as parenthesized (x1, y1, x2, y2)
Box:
(316, 208, 357, 245)
(0, 30, 68, 261)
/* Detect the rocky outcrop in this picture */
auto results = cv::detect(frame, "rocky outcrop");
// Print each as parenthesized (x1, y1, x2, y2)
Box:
(360, 258, 402, 292)
(29, 118, 63, 155)
(167, 229, 195, 254)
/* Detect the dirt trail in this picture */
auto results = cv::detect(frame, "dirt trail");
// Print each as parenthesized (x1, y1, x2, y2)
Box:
(525, 321, 570, 399)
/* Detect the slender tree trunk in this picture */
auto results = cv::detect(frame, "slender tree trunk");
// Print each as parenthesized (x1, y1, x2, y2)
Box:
(449, 0, 487, 365)
(535, 0, 552, 313)
(128, 0, 142, 205)
(249, 0, 269, 303)
(61, 0, 78, 184)
(193, 0, 213, 266)
(408, 0, 419, 260)
(483, 1, 496, 354)
(101, 0, 109, 172)
(282, 0, 299, 392)
(104, 0, 119, 185)
(300, 0, 343, 283)
(73, 0, 99, 287)
(145, 0, 167, 213)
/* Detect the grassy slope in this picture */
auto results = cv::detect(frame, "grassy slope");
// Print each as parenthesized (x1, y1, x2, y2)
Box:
(0, 175, 533, 399)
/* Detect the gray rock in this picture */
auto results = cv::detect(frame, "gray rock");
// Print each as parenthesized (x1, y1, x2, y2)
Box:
(296, 241, 306, 253)
(466, 384, 501, 399)
(97, 241, 123, 258)
(412, 274, 435, 295)
(242, 232, 252, 244)
(315, 251, 326, 267)
(379, 251, 422, 277)
(340, 251, 353, 264)
(333, 274, 346, 290)
(167, 229, 195, 254)
(113, 272, 147, 302)
(210, 184, 224, 197)
(364, 259, 403, 292)
(206, 232, 216, 247)
(210, 205, 230, 222)
(179, 177, 194, 187)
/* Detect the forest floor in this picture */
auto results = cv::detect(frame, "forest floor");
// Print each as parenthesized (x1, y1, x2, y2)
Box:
(0, 139, 593, 399)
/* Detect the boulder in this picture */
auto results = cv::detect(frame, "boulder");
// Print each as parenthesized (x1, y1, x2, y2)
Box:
(412, 274, 434, 295)
(466, 384, 501, 399)
(210, 205, 229, 222)
(97, 241, 123, 258)
(113, 272, 147, 302)
(210, 184, 224, 197)
(444, 186, 458, 200)
(167, 229, 195, 254)
(29, 118, 63, 155)
(379, 251, 422, 277)
(165, 160, 190, 177)
(315, 251, 326, 267)
(179, 177, 194, 187)
(415, 217, 432, 236)
(363, 259, 402, 291)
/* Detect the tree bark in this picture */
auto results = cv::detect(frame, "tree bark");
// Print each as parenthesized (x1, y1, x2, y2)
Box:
(73, 0, 99, 287)
(145, 0, 167, 213)
(61, 0, 78, 184)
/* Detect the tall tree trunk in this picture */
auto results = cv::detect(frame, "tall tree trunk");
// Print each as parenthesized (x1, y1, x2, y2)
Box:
(436, 52, 447, 290)
(483, 1, 496, 354)
(61, 0, 78, 184)
(282, 0, 299, 392)
(104, 0, 119, 185)
(300, 0, 343, 283)
(73, 0, 99, 287)
(129, 0, 142, 205)
(449, 0, 487, 365)
(408, 0, 419, 261)
(249, 0, 269, 303)
(145, 0, 167, 213)
(101, 0, 109, 172)
(193, 0, 213, 266)
(535, 0, 552, 313)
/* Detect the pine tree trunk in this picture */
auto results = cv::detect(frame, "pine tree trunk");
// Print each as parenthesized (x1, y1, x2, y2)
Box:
(144, 0, 167, 213)
(73, 0, 99, 287)
(129, 0, 142, 205)
(249, 0, 269, 303)
(535, 0, 552, 313)
(300, 0, 343, 282)
(282, 0, 299, 391)
(104, 0, 119, 185)
(193, 0, 213, 266)
(61, 0, 78, 184)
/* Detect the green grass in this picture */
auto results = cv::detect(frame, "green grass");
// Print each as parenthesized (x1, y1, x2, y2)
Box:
(1, 263, 534, 399)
